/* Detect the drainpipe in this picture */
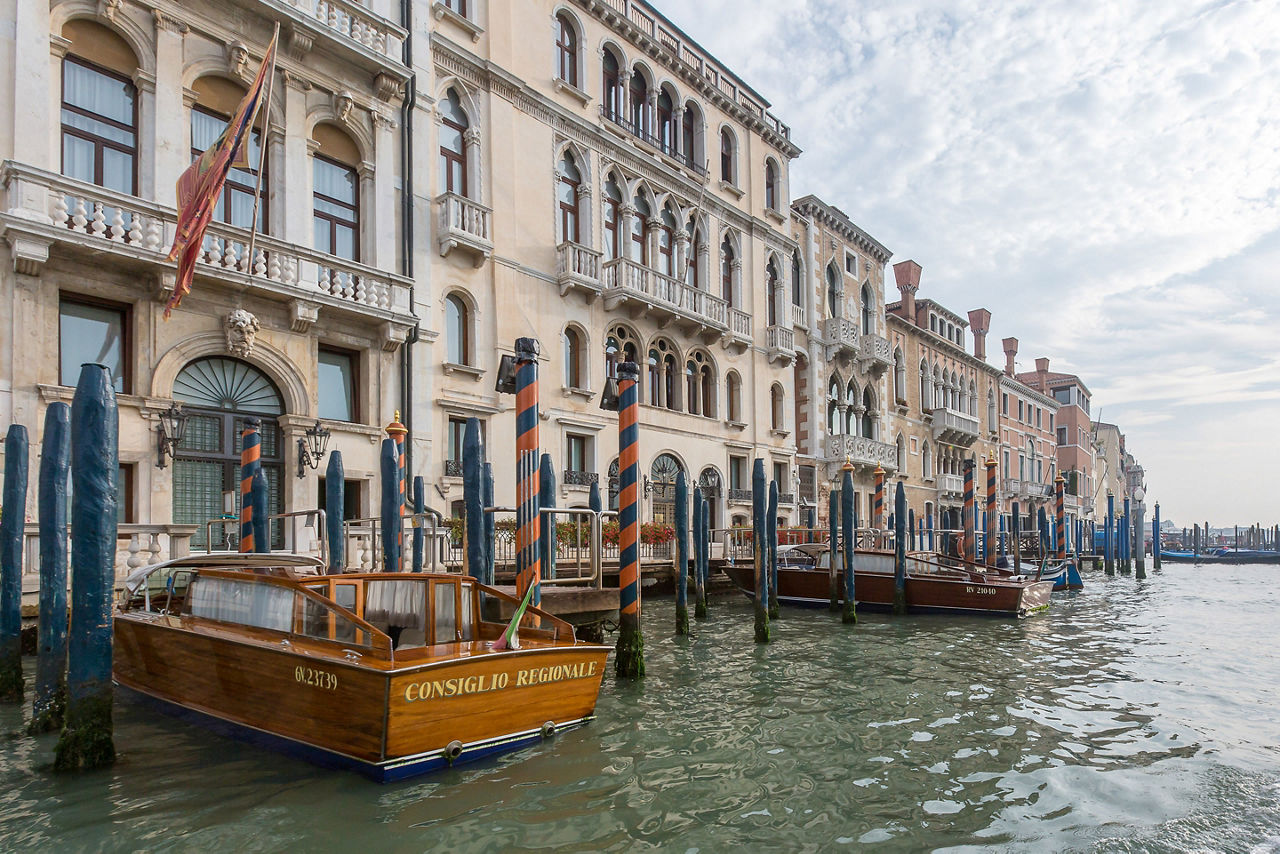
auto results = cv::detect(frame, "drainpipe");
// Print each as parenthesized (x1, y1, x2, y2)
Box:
(399, 0, 419, 486)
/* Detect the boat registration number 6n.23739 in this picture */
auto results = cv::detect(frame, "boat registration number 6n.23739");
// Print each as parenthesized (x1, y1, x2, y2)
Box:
(964, 586, 997, 596)
(295, 665, 339, 690)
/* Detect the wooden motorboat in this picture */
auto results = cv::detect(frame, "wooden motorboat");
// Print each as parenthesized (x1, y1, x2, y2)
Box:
(1158, 549, 1280, 565)
(113, 554, 611, 782)
(726, 544, 1053, 618)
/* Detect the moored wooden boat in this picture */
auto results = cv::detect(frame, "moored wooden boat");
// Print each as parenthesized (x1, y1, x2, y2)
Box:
(113, 554, 611, 782)
(726, 544, 1053, 617)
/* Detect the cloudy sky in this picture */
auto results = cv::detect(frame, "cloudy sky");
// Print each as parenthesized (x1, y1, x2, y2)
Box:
(665, 0, 1280, 528)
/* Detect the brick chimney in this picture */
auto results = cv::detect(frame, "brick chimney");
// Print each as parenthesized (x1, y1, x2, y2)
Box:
(1035, 357, 1049, 373)
(966, 308, 991, 361)
(893, 260, 922, 326)
(1002, 337, 1018, 376)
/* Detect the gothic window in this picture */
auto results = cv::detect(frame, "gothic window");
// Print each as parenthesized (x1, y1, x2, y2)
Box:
(439, 88, 469, 197)
(603, 174, 622, 261)
(720, 235, 735, 306)
(555, 14, 578, 86)
(557, 150, 581, 243)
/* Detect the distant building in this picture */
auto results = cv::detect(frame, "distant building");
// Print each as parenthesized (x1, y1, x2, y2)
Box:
(1091, 422, 1128, 521)
(1015, 355, 1096, 527)
(995, 341, 1060, 534)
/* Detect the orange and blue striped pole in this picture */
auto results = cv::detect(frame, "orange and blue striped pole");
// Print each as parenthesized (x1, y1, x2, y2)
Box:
(514, 338, 542, 608)
(615, 360, 644, 677)
(984, 455, 997, 568)
(239, 417, 261, 553)
(962, 457, 976, 564)
(873, 463, 885, 535)
(1055, 474, 1066, 561)
(386, 412, 408, 556)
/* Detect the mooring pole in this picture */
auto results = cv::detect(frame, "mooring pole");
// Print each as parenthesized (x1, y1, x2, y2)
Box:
(691, 485, 707, 619)
(963, 458, 976, 564)
(828, 490, 839, 611)
(893, 482, 907, 615)
(379, 438, 401, 572)
(1011, 501, 1022, 570)
(30, 403, 69, 732)
(514, 338, 542, 608)
(538, 454, 557, 587)
(250, 468, 269, 554)
(675, 472, 689, 635)
(0, 423, 28, 703)
(463, 417, 485, 582)
(985, 456, 997, 567)
(325, 452, 344, 573)
(909, 507, 916, 551)
(999, 514, 1007, 564)
(752, 459, 770, 643)
(1104, 491, 1115, 574)
(387, 412, 408, 557)
(767, 479, 779, 620)
(700, 499, 710, 613)
(412, 476, 425, 572)
(873, 463, 885, 545)
(615, 361, 644, 677)
(483, 462, 496, 585)
(1135, 499, 1147, 580)
(1055, 474, 1066, 562)
(841, 461, 856, 624)
(1122, 496, 1132, 573)
(1153, 502, 1162, 569)
(55, 363, 118, 771)
(238, 416, 262, 553)
(927, 507, 935, 553)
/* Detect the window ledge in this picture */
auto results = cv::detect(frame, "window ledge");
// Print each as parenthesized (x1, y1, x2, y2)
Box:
(719, 180, 744, 199)
(431, 2, 483, 41)
(765, 208, 786, 226)
(562, 385, 594, 400)
(725, 419, 747, 431)
(443, 361, 484, 380)
(770, 428, 791, 438)
(553, 78, 591, 106)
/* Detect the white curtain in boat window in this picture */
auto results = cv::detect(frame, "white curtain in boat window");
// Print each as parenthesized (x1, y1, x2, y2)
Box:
(364, 579, 427, 630)
(188, 577, 295, 632)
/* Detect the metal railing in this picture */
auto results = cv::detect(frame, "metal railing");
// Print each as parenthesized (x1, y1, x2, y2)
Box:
(202, 509, 328, 563)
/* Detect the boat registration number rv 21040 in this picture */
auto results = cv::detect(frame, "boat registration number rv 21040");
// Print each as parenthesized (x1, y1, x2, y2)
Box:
(965, 586, 997, 596)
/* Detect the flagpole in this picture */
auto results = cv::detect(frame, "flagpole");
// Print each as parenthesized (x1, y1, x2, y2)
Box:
(245, 22, 279, 276)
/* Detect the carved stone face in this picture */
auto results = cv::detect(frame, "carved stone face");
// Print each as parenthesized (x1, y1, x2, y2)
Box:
(225, 309, 260, 358)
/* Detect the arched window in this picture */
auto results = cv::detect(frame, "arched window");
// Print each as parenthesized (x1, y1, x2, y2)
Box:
(700, 361, 715, 418)
(827, 378, 842, 435)
(629, 68, 649, 136)
(893, 348, 906, 402)
(663, 351, 678, 411)
(685, 359, 699, 415)
(445, 294, 469, 365)
(647, 347, 660, 406)
(765, 159, 779, 211)
(766, 258, 779, 327)
(605, 325, 636, 382)
(439, 88, 468, 196)
(770, 384, 785, 431)
(720, 127, 736, 183)
(919, 360, 931, 409)
(726, 371, 742, 422)
(685, 219, 702, 289)
(827, 265, 841, 318)
(603, 49, 623, 122)
(720, 235, 735, 306)
(845, 381, 857, 435)
(791, 251, 803, 307)
(896, 434, 906, 470)
(191, 78, 265, 231)
(682, 101, 701, 170)
(658, 204, 677, 276)
(861, 282, 874, 334)
(603, 174, 622, 261)
(557, 150, 581, 243)
(861, 387, 875, 438)
(313, 124, 360, 262)
(555, 14, 578, 86)
(564, 326, 583, 388)
(969, 380, 978, 417)
(987, 390, 997, 431)
(631, 191, 651, 264)
(60, 21, 139, 195)
(657, 87, 674, 153)
(922, 441, 932, 479)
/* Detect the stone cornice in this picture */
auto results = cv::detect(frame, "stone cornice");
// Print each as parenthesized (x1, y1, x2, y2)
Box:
(887, 313, 1000, 376)
(791, 195, 892, 263)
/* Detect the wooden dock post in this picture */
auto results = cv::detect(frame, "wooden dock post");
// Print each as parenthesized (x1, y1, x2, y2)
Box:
(985, 456, 998, 567)
(387, 413, 408, 557)
(700, 499, 710, 616)
(614, 361, 644, 677)
(30, 403, 69, 732)
(1104, 491, 1115, 574)
(841, 461, 856, 624)
(963, 458, 976, 564)
(412, 476, 425, 572)
(250, 468, 269, 554)
(1135, 500, 1147, 579)
(55, 363, 117, 771)
(514, 338, 542, 609)
(483, 462, 496, 585)
(1121, 497, 1132, 573)
(325, 452, 344, 573)
(752, 459, 770, 643)
(1054, 475, 1066, 563)
(675, 472, 689, 635)
(828, 491, 839, 611)
(927, 507, 934, 552)
(767, 479, 779, 620)
(1, 423, 28, 703)
(463, 418, 485, 582)
(379, 438, 401, 572)
(539, 454, 557, 586)
(999, 514, 1007, 563)
(909, 507, 916, 551)
(692, 485, 707, 620)
(873, 463, 885, 537)
(893, 482, 907, 615)
(238, 417, 261, 553)
(1011, 501, 1022, 569)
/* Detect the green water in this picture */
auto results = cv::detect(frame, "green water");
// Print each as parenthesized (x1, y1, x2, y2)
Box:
(2, 565, 1279, 852)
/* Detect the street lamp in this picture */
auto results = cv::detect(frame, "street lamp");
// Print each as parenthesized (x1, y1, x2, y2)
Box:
(296, 420, 331, 478)
(156, 403, 188, 469)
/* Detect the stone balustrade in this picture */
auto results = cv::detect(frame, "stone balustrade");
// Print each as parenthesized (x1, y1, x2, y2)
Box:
(274, 0, 407, 69)
(556, 241, 603, 298)
(20, 523, 197, 597)
(930, 406, 981, 446)
(602, 257, 730, 332)
(766, 324, 795, 363)
(859, 332, 893, 376)
(825, 434, 898, 470)
(436, 192, 493, 264)
(822, 316, 858, 357)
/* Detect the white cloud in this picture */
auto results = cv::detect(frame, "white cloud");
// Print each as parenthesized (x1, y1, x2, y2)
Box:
(662, 0, 1280, 523)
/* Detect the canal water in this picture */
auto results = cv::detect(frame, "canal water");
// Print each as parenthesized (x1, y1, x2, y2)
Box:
(2, 565, 1279, 852)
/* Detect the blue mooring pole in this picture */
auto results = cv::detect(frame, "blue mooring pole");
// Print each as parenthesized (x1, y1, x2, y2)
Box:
(752, 459, 769, 643)
(841, 462, 856, 624)
(55, 363, 118, 771)
(250, 468, 269, 554)
(767, 479, 779, 620)
(1011, 501, 1022, 569)
(700, 499, 710, 614)
(691, 484, 707, 620)
(380, 438, 401, 572)
(0, 423, 28, 703)
(483, 462, 496, 585)
(1153, 502, 1162, 570)
(828, 491, 839, 612)
(675, 472, 689, 635)
(1105, 491, 1115, 574)
(893, 481, 907, 615)
(31, 403, 69, 733)
(1122, 496, 1132, 573)
(463, 418, 485, 582)
(909, 507, 916, 551)
(325, 451, 344, 573)
(412, 476, 425, 572)
(927, 508, 935, 552)
(539, 454, 557, 587)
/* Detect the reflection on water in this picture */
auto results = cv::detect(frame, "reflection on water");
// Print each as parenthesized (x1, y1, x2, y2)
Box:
(2, 566, 1280, 852)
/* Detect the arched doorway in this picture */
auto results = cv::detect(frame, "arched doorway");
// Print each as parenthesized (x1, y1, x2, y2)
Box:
(649, 452, 683, 525)
(172, 357, 284, 548)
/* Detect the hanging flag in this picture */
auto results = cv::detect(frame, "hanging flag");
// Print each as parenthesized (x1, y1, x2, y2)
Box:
(490, 583, 537, 651)
(164, 30, 277, 318)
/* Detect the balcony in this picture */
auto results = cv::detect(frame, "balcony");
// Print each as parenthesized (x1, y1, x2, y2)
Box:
(437, 193, 492, 266)
(556, 241, 602, 300)
(938, 473, 963, 499)
(602, 257, 728, 338)
(0, 163, 414, 340)
(791, 303, 807, 331)
(728, 488, 752, 504)
(766, 324, 795, 365)
(267, 0, 409, 95)
(859, 332, 893, 378)
(598, 106, 710, 178)
(824, 434, 898, 471)
(563, 470, 599, 486)
(931, 406, 981, 447)
(778, 492, 796, 506)
(725, 308, 753, 351)
(444, 460, 463, 477)
(1002, 478, 1052, 500)
(821, 317, 858, 360)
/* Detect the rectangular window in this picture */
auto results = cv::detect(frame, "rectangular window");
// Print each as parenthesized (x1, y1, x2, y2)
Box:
(61, 57, 137, 194)
(565, 434, 589, 473)
(1036, 408, 1042, 428)
(317, 347, 357, 422)
(447, 417, 467, 462)
(313, 155, 358, 261)
(844, 252, 857, 276)
(1001, 393, 1008, 415)
(729, 455, 746, 490)
(117, 463, 135, 524)
(1053, 387, 1071, 405)
(59, 295, 129, 393)
(1056, 426, 1067, 446)
(318, 477, 363, 521)
(772, 461, 787, 492)
(1002, 450, 1010, 478)
(1017, 400, 1023, 421)
(191, 106, 265, 230)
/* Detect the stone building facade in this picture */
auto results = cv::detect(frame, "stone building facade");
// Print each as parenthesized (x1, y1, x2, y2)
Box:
(0, 0, 416, 553)
(994, 341, 1060, 533)
(1014, 355, 1096, 529)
